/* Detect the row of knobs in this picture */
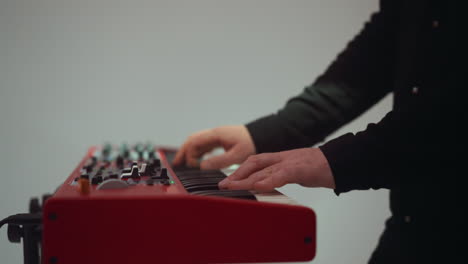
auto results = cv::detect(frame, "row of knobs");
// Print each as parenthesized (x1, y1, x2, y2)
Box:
(80, 160, 168, 184)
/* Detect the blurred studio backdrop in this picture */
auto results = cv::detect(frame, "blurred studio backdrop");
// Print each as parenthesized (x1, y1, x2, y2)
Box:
(0, 0, 391, 263)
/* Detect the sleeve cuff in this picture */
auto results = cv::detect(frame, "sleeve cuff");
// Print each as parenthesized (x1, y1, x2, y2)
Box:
(319, 133, 361, 195)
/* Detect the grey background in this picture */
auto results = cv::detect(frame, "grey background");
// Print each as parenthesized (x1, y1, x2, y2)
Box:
(0, 0, 391, 263)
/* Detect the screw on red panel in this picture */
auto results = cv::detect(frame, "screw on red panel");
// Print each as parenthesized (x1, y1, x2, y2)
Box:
(304, 236, 313, 244)
(49, 256, 58, 264)
(48, 213, 57, 221)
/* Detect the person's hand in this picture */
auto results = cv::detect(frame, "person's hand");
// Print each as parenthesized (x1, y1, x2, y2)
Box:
(218, 148, 335, 192)
(173, 125, 256, 170)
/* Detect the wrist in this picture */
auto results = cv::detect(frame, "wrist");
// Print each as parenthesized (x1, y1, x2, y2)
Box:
(319, 149, 336, 189)
(313, 148, 336, 189)
(294, 148, 336, 189)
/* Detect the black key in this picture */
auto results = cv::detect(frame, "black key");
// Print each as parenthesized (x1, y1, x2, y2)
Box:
(179, 177, 224, 182)
(177, 175, 225, 182)
(191, 190, 256, 201)
(179, 179, 224, 186)
(185, 184, 220, 192)
(175, 169, 221, 175)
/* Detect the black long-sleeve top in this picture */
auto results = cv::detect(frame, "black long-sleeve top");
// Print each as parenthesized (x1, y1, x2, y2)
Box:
(245, 1, 462, 260)
(246, 0, 460, 221)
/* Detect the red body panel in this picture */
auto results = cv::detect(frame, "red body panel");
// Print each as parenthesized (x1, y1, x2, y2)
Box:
(42, 147, 316, 263)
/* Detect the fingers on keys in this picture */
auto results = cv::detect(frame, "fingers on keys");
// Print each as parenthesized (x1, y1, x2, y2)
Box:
(219, 153, 286, 191)
(173, 130, 220, 167)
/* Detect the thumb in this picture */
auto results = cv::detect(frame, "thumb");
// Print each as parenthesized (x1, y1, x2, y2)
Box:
(200, 149, 240, 170)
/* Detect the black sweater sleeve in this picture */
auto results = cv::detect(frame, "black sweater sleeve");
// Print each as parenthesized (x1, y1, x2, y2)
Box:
(319, 86, 449, 194)
(318, 110, 413, 194)
(246, 0, 398, 154)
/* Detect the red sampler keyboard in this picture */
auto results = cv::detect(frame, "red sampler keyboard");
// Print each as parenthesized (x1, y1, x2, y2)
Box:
(3, 144, 316, 264)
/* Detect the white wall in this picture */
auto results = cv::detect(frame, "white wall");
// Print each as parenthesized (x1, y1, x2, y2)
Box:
(0, 0, 390, 263)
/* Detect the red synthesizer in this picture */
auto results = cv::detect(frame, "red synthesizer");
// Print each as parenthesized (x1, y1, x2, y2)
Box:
(1, 144, 316, 264)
